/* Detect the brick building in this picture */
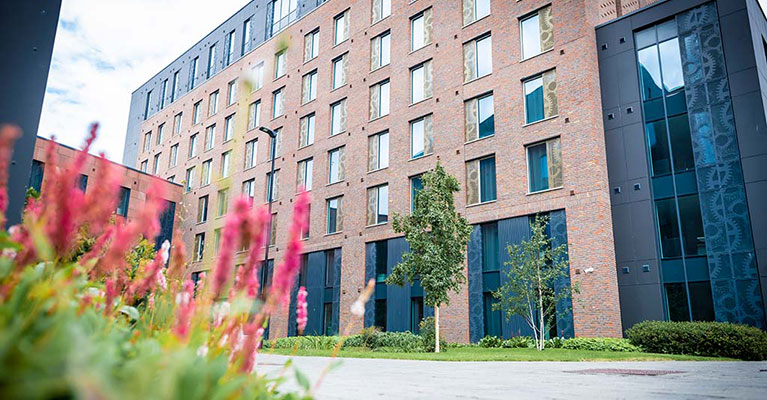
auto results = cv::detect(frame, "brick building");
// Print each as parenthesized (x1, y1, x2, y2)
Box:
(122, 0, 766, 340)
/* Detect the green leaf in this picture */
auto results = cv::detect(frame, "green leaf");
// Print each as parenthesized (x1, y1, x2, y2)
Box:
(294, 368, 311, 391)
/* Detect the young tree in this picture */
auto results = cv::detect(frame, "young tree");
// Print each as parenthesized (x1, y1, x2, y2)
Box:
(492, 215, 577, 351)
(386, 162, 472, 352)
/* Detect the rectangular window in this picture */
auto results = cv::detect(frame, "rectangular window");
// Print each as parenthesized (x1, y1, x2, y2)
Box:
(465, 93, 494, 141)
(227, 79, 237, 106)
(524, 70, 557, 124)
(372, 0, 391, 23)
(248, 101, 261, 130)
(217, 188, 229, 217)
(275, 50, 287, 79)
(367, 184, 388, 225)
(251, 62, 264, 91)
(188, 133, 198, 158)
(225, 30, 235, 66)
(221, 151, 231, 178)
(370, 31, 391, 70)
(463, 34, 492, 82)
(526, 137, 562, 193)
(463, 0, 491, 25)
(334, 10, 349, 45)
(302, 70, 318, 103)
(244, 139, 257, 169)
(269, 214, 277, 246)
(520, 5, 553, 60)
(173, 113, 182, 135)
(296, 158, 313, 191)
(160, 79, 168, 109)
(224, 115, 234, 141)
(369, 79, 390, 120)
(272, 87, 285, 118)
(143, 132, 152, 152)
(268, 128, 282, 160)
(201, 159, 212, 186)
(266, 169, 280, 202)
(410, 297, 424, 334)
(194, 233, 205, 261)
(326, 196, 343, 233)
(116, 187, 130, 217)
(328, 146, 345, 184)
(374, 240, 388, 282)
(375, 299, 387, 330)
(185, 167, 195, 192)
(410, 175, 423, 212)
(208, 90, 219, 116)
(330, 99, 347, 136)
(466, 155, 497, 205)
(325, 250, 335, 287)
(204, 124, 215, 151)
(197, 195, 209, 223)
(214, 228, 222, 255)
(332, 53, 348, 89)
(271, 0, 298, 34)
(207, 43, 217, 78)
(242, 178, 255, 201)
(410, 60, 432, 104)
(410, 114, 433, 159)
(323, 302, 334, 335)
(152, 153, 161, 175)
(171, 71, 180, 103)
(242, 18, 252, 54)
(140, 160, 148, 173)
(144, 90, 153, 119)
(193, 101, 201, 124)
(655, 195, 706, 259)
(410, 9, 432, 51)
(368, 131, 389, 171)
(304, 29, 319, 62)
(299, 113, 315, 148)
(169, 143, 178, 167)
(189, 57, 199, 90)
(156, 124, 165, 145)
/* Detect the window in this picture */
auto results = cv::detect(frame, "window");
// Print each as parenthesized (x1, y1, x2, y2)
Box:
(209, 90, 219, 116)
(227, 79, 237, 106)
(242, 18, 252, 54)
(465, 93, 494, 141)
(372, 0, 391, 23)
(194, 233, 205, 261)
(242, 178, 255, 200)
(272, 87, 285, 118)
(152, 153, 161, 175)
(169, 144, 178, 167)
(330, 99, 347, 136)
(197, 195, 209, 223)
(156, 124, 165, 145)
(269, 214, 277, 246)
(374, 240, 388, 282)
(328, 146, 345, 184)
(527, 137, 562, 193)
(144, 90, 153, 119)
(268, 128, 282, 160)
(248, 101, 261, 130)
(140, 160, 148, 172)
(304, 29, 319, 62)
(201, 159, 212, 186)
(271, 0, 298, 34)
(410, 115, 433, 159)
(466, 155, 497, 205)
(371, 31, 391, 70)
(116, 187, 130, 217)
(173, 113, 182, 135)
(275, 50, 287, 79)
(520, 5, 553, 60)
(188, 133, 198, 158)
(369, 80, 390, 120)
(410, 60, 433, 103)
(463, 34, 492, 82)
(160, 79, 168, 109)
(368, 131, 389, 171)
(207, 43, 217, 78)
(143, 132, 152, 152)
(524, 70, 557, 124)
(250, 62, 264, 91)
(224, 30, 235, 67)
(224, 115, 234, 142)
(244, 139, 257, 169)
(332, 53, 348, 89)
(410, 9, 432, 51)
(410, 297, 424, 334)
(193, 101, 201, 124)
(323, 302, 335, 335)
(325, 251, 335, 287)
(221, 151, 231, 178)
(375, 299, 387, 330)
(266, 170, 280, 202)
(655, 195, 706, 259)
(296, 158, 313, 191)
(204, 124, 215, 151)
(189, 57, 199, 90)
(326, 196, 343, 234)
(334, 10, 349, 45)
(302, 70, 318, 103)
(463, 0, 491, 25)
(410, 175, 423, 212)
(185, 167, 195, 192)
(214, 228, 222, 255)
(367, 184, 388, 225)
(217, 188, 229, 217)
(171, 71, 180, 103)
(299, 113, 315, 148)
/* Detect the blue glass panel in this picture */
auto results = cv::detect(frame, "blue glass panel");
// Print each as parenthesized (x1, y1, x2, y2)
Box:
(656, 198, 682, 258)
(479, 157, 497, 202)
(527, 143, 548, 192)
(638, 46, 663, 101)
(665, 91, 687, 117)
(524, 77, 544, 123)
(481, 223, 499, 272)
(661, 259, 686, 283)
(478, 94, 494, 138)
(685, 256, 710, 282)
(645, 120, 671, 176)
(483, 293, 502, 337)
(668, 113, 695, 173)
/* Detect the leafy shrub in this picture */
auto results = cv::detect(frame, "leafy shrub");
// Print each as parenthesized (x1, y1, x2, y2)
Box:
(341, 334, 365, 348)
(561, 337, 641, 352)
(419, 317, 447, 352)
(359, 326, 381, 349)
(627, 321, 767, 360)
(502, 336, 533, 348)
(271, 336, 342, 350)
(373, 331, 424, 352)
(545, 337, 566, 349)
(478, 335, 504, 348)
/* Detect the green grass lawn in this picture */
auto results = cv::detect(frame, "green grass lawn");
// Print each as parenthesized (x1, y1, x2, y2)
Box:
(266, 347, 726, 362)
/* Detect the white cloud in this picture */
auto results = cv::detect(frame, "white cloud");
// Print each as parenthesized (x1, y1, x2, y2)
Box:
(38, 0, 248, 162)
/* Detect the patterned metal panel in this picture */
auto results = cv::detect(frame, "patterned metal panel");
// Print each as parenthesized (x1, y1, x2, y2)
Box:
(467, 225, 484, 342)
(364, 242, 376, 328)
(550, 209, 575, 338)
(386, 237, 411, 332)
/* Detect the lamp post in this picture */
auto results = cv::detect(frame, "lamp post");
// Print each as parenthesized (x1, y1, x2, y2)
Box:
(259, 126, 277, 281)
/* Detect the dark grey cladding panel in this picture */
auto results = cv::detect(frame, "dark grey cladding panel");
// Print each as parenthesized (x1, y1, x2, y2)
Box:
(386, 237, 411, 333)
(498, 216, 534, 338)
(330, 247, 342, 335)
(618, 283, 666, 333)
(550, 210, 574, 338)
(363, 242, 376, 328)
(467, 225, 483, 342)
(304, 250, 326, 336)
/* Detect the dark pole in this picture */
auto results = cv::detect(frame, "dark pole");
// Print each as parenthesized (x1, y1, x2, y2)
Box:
(259, 126, 277, 288)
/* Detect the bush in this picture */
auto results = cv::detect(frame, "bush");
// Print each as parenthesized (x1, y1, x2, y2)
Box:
(545, 337, 565, 349)
(270, 335, 342, 350)
(502, 336, 533, 348)
(561, 337, 641, 352)
(478, 335, 504, 348)
(373, 331, 424, 352)
(419, 317, 447, 352)
(626, 321, 767, 361)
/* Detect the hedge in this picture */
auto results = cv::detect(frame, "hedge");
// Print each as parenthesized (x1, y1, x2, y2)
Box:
(476, 335, 640, 352)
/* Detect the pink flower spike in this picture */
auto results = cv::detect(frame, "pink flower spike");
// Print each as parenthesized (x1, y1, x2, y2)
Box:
(211, 197, 251, 299)
(296, 286, 308, 335)
(173, 280, 196, 339)
(270, 191, 310, 307)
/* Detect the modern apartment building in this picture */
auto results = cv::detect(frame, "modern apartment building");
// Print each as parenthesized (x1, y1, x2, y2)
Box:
(123, 0, 766, 340)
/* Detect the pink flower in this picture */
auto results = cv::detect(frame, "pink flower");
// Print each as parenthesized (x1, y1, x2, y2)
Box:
(173, 280, 195, 339)
(239, 321, 265, 374)
(297, 286, 308, 335)
(104, 278, 118, 314)
(126, 245, 167, 301)
(167, 231, 186, 281)
(211, 197, 251, 299)
(269, 191, 310, 307)
(240, 207, 269, 298)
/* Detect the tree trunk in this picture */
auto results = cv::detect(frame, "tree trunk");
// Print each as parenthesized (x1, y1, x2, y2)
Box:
(538, 276, 545, 351)
(434, 305, 440, 353)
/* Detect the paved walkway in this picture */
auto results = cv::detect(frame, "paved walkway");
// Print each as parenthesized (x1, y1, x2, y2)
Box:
(258, 354, 767, 399)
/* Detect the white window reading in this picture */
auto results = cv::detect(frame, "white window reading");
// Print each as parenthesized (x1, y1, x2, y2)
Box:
(209, 90, 219, 116)
(372, 0, 391, 23)
(156, 124, 164, 145)
(272, 87, 285, 118)
(248, 100, 261, 130)
(227, 79, 237, 106)
(169, 143, 178, 167)
(370, 80, 390, 120)
(152, 153, 161, 174)
(521, 6, 553, 60)
(296, 158, 313, 191)
(305, 30, 319, 62)
(201, 159, 212, 186)
(368, 131, 389, 172)
(302, 70, 318, 103)
(207, 43, 217, 78)
(463, 0, 491, 25)
(251, 62, 264, 91)
(225, 30, 235, 66)
(299, 113, 315, 148)
(367, 184, 388, 225)
(242, 18, 252, 54)
(221, 151, 231, 178)
(204, 124, 216, 151)
(193, 101, 201, 124)
(173, 113, 182, 135)
(185, 167, 195, 191)
(244, 139, 257, 169)
(332, 54, 347, 89)
(140, 159, 148, 173)
(463, 34, 492, 82)
(271, 0, 298, 34)
(410, 9, 432, 52)
(189, 134, 198, 158)
(189, 57, 199, 90)
(328, 146, 345, 184)
(330, 99, 346, 136)
(275, 50, 287, 78)
(224, 115, 234, 141)
(334, 10, 349, 45)
(410, 61, 432, 104)
(371, 31, 391, 70)
(410, 114, 433, 159)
